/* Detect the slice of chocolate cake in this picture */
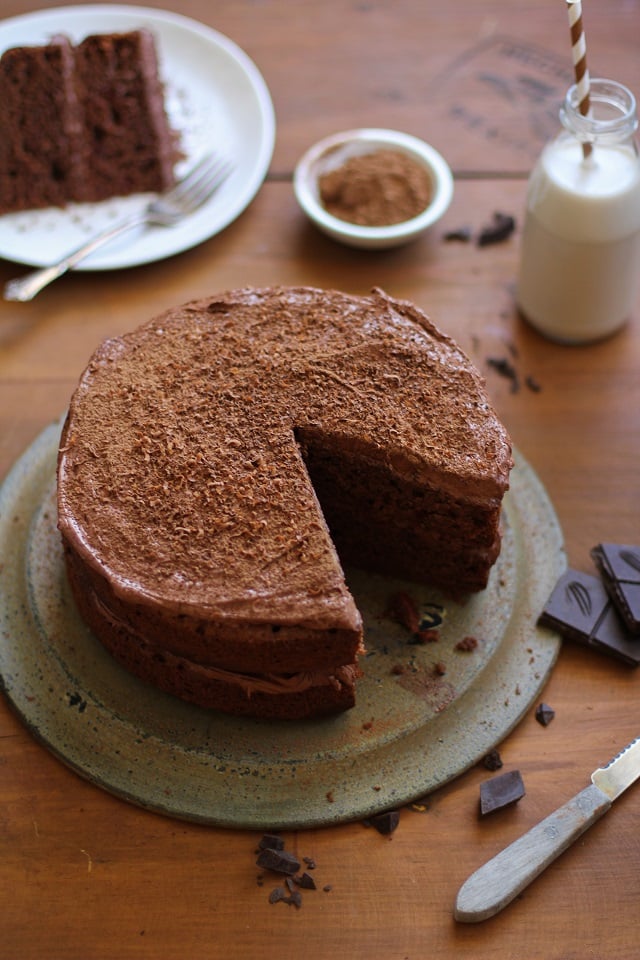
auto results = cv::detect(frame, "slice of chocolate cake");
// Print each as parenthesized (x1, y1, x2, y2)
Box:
(0, 29, 176, 214)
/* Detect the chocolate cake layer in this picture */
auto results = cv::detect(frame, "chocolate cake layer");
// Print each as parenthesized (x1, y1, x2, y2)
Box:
(57, 286, 513, 718)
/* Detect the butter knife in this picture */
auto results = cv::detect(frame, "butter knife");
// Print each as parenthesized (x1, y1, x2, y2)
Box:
(454, 736, 640, 922)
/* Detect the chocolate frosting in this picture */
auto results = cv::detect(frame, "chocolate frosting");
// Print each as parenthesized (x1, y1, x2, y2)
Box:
(58, 286, 512, 674)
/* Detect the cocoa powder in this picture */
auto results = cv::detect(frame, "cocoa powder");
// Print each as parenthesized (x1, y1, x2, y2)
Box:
(318, 149, 432, 226)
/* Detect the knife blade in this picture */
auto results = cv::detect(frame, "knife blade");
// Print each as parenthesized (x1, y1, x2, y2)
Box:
(454, 736, 640, 923)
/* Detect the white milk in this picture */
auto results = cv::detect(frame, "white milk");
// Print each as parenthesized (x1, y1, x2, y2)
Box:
(517, 81, 640, 344)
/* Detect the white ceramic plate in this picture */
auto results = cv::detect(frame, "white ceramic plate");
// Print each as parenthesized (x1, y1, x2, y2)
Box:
(0, 5, 275, 269)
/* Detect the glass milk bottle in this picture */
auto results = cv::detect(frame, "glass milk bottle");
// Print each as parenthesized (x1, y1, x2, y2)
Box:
(516, 79, 640, 343)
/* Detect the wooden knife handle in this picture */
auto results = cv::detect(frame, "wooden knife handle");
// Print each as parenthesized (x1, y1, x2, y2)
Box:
(454, 782, 612, 923)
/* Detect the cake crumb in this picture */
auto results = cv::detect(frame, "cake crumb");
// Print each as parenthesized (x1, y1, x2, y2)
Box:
(386, 590, 420, 633)
(455, 636, 479, 652)
(482, 748, 503, 771)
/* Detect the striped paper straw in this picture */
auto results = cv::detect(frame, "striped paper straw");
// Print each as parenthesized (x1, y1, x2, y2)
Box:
(566, 0, 592, 157)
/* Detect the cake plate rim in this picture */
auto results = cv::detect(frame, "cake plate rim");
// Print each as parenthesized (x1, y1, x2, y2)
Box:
(0, 419, 566, 830)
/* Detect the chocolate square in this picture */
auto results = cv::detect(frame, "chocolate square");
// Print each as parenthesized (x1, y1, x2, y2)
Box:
(539, 569, 640, 667)
(591, 543, 640, 635)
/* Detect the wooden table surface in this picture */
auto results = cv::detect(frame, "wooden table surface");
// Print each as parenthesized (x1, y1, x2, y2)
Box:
(2, 1, 640, 957)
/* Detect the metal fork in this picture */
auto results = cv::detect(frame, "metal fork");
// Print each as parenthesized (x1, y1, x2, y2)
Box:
(3, 153, 233, 302)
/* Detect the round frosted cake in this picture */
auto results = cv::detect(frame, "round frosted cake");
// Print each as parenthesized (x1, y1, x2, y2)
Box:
(57, 286, 513, 719)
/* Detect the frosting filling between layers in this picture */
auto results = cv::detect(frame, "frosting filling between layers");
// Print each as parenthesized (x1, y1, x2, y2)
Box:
(94, 589, 361, 697)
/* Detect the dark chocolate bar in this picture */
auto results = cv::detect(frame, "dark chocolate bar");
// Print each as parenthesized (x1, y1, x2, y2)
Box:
(591, 543, 640, 635)
(539, 569, 640, 666)
(479, 770, 525, 816)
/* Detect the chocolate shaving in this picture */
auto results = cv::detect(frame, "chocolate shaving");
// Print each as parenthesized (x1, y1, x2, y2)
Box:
(487, 356, 519, 393)
(477, 211, 516, 246)
(443, 225, 472, 242)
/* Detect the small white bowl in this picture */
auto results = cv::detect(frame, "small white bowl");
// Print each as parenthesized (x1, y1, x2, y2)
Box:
(293, 128, 454, 250)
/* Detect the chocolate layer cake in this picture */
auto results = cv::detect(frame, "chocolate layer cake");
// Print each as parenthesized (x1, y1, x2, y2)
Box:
(0, 30, 175, 215)
(57, 287, 513, 719)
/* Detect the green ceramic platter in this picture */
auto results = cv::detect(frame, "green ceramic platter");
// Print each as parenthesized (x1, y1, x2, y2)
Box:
(0, 420, 565, 829)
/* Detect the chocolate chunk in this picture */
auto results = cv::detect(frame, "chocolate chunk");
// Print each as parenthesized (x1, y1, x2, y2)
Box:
(539, 569, 640, 666)
(443, 225, 472, 242)
(269, 886, 287, 904)
(591, 543, 640, 635)
(482, 748, 503, 771)
(487, 356, 519, 393)
(297, 872, 317, 890)
(479, 770, 525, 816)
(284, 890, 302, 908)
(535, 702, 555, 726)
(256, 847, 301, 876)
(368, 809, 400, 835)
(258, 833, 285, 851)
(477, 211, 516, 246)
